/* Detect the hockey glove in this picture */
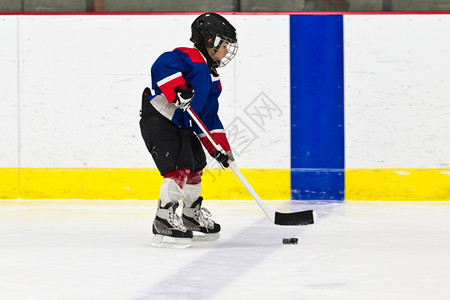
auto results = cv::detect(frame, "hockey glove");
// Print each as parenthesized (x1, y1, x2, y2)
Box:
(174, 84, 194, 111)
(212, 150, 234, 168)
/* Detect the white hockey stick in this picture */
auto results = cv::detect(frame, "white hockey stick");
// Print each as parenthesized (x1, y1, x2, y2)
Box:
(187, 107, 315, 226)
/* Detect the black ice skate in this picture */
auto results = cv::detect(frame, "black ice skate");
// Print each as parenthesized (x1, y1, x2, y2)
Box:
(152, 200, 193, 248)
(182, 197, 220, 241)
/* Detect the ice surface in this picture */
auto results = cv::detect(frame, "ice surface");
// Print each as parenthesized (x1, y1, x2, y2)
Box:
(1, 200, 449, 300)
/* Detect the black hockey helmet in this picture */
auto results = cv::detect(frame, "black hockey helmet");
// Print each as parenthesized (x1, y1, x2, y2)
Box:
(190, 12, 238, 67)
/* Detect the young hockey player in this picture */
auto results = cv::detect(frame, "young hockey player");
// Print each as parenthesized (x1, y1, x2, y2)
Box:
(139, 13, 238, 247)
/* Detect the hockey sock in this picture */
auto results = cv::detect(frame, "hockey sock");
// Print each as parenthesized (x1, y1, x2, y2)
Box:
(183, 183, 202, 207)
(183, 170, 203, 207)
(163, 169, 190, 189)
(159, 178, 183, 207)
(159, 169, 191, 206)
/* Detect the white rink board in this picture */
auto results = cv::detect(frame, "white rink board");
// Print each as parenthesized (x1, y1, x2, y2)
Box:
(11, 15, 290, 169)
(0, 16, 19, 167)
(344, 15, 450, 168)
(3, 14, 450, 170)
(230, 15, 290, 168)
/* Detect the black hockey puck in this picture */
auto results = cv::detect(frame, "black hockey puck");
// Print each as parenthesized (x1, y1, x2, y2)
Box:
(282, 238, 298, 244)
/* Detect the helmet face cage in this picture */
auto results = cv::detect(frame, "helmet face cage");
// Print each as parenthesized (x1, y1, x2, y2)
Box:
(208, 35, 238, 67)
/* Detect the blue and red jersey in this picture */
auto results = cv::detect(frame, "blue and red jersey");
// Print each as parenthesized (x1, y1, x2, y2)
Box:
(147, 47, 230, 153)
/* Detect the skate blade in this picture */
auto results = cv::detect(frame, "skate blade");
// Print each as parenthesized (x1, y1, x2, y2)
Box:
(192, 232, 220, 242)
(151, 234, 192, 248)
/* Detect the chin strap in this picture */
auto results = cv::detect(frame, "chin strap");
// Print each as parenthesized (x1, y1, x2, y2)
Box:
(196, 45, 220, 74)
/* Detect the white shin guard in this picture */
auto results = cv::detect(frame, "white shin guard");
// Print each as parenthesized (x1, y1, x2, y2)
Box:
(182, 183, 202, 207)
(159, 178, 183, 207)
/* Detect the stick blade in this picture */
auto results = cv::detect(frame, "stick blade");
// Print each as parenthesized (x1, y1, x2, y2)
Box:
(274, 210, 315, 226)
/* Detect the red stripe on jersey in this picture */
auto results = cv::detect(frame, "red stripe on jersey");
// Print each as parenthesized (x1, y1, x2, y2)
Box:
(159, 75, 185, 103)
(200, 132, 231, 154)
(175, 47, 206, 64)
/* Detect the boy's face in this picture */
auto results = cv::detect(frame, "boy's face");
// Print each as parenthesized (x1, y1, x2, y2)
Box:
(209, 41, 229, 61)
